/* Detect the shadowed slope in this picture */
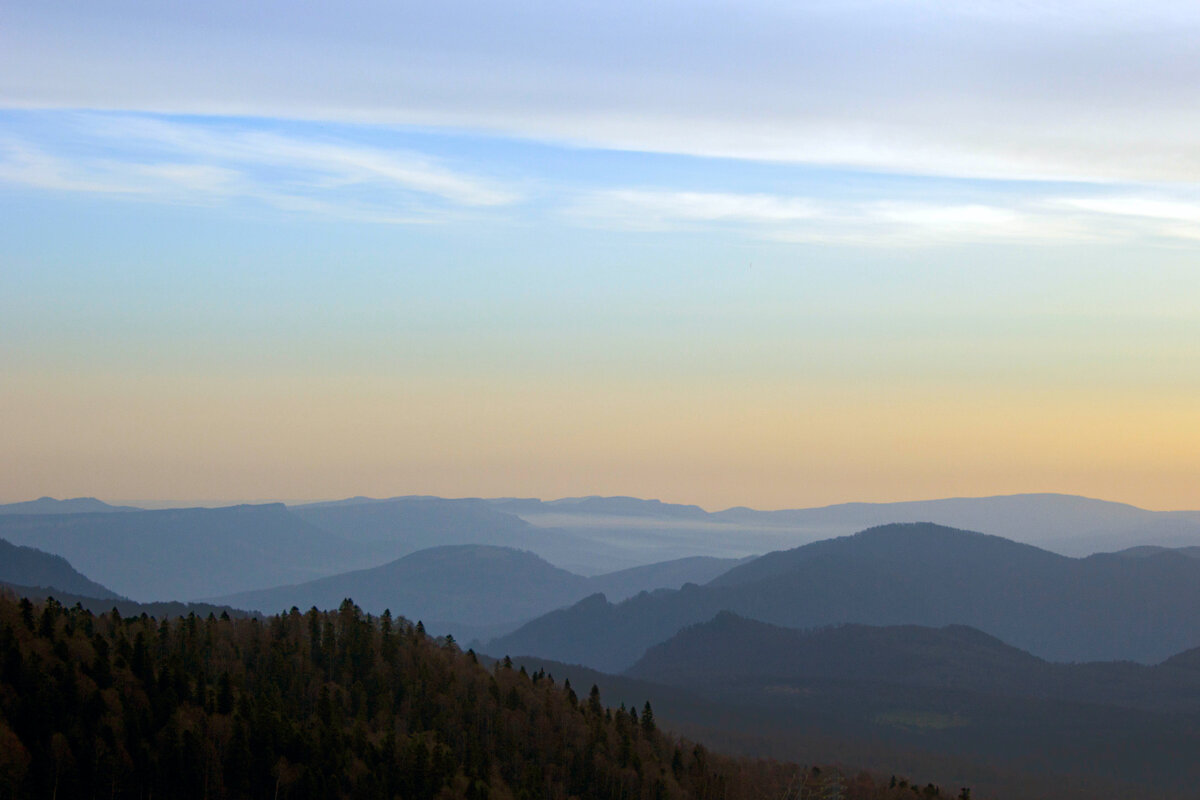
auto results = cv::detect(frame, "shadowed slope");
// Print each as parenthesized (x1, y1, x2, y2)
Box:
(629, 612, 1200, 713)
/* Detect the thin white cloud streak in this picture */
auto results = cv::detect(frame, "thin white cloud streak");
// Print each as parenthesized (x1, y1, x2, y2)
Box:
(0, 116, 519, 221)
(4, 1, 1200, 183)
(568, 190, 822, 231)
(89, 117, 517, 207)
(8, 115, 1200, 244)
(567, 188, 1200, 246)
(1054, 196, 1200, 224)
(0, 141, 243, 198)
(1050, 195, 1200, 242)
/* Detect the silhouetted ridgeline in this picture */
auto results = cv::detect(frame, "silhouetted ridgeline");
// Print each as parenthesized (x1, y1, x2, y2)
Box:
(0, 592, 943, 800)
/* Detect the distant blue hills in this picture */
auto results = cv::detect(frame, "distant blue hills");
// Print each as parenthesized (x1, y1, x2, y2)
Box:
(9, 493, 1200, 798)
(490, 522, 1200, 668)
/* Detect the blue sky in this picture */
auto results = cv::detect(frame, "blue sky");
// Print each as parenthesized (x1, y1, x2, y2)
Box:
(3, 1, 1200, 508)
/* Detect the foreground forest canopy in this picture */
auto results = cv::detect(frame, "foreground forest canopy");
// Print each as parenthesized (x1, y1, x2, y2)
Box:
(0, 592, 956, 800)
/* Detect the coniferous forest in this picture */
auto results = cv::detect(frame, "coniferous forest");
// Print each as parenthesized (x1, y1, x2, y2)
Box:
(0, 591, 943, 800)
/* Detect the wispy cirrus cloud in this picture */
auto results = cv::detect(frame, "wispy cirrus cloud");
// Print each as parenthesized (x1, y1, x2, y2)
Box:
(0, 141, 242, 197)
(565, 188, 1060, 245)
(565, 190, 822, 231)
(5, 1, 1200, 184)
(0, 114, 520, 222)
(565, 187, 1200, 246)
(1053, 196, 1200, 223)
(7, 111, 1200, 245)
(90, 116, 519, 207)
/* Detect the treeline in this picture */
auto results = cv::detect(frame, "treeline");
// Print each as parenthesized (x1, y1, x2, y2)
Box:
(0, 591, 956, 799)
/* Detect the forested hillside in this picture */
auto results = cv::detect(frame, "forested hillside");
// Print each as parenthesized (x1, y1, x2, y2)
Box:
(0, 592, 938, 800)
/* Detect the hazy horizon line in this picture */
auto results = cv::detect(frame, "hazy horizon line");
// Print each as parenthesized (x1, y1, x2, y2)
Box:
(8, 490, 1194, 515)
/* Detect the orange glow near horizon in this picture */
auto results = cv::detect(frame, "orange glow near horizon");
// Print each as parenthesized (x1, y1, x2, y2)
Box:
(4, 368, 1198, 512)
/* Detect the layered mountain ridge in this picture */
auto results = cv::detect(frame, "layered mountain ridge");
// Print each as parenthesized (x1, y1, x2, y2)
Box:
(490, 522, 1200, 669)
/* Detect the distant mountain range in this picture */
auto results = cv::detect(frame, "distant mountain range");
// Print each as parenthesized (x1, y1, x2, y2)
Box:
(0, 496, 140, 515)
(510, 629, 1200, 800)
(491, 522, 1200, 669)
(609, 613, 1200, 799)
(0, 518, 745, 644)
(213, 545, 589, 629)
(588, 555, 750, 601)
(0, 536, 123, 599)
(494, 492, 1200, 557)
(292, 495, 721, 574)
(291, 495, 536, 546)
(0, 532, 250, 619)
(210, 544, 745, 640)
(6, 491, 1200, 612)
(1117, 544, 1200, 559)
(0, 504, 368, 600)
(629, 612, 1200, 714)
(8, 491, 1200, 798)
(0, 496, 750, 603)
(491, 496, 711, 519)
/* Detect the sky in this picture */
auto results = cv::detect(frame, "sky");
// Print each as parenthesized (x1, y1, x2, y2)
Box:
(3, 0, 1200, 510)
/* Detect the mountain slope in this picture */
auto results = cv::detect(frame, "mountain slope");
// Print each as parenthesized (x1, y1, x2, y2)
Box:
(708, 520, 1066, 587)
(628, 612, 1200, 714)
(490, 523, 1200, 671)
(588, 555, 747, 602)
(212, 545, 592, 627)
(0, 537, 122, 599)
(613, 613, 1200, 798)
(0, 504, 376, 601)
(291, 495, 637, 575)
(292, 495, 535, 545)
(630, 613, 1042, 690)
(212, 546, 748, 639)
(1116, 544, 1200, 560)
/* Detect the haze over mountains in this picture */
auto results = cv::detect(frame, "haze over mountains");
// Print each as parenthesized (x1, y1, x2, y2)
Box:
(0, 536, 122, 600)
(614, 613, 1200, 798)
(6, 491, 1200, 595)
(0, 496, 140, 515)
(491, 522, 1200, 669)
(8, 493, 1200, 668)
(290, 496, 642, 575)
(6, 492, 1200, 796)
(0, 497, 570, 600)
(0, 504, 370, 600)
(498, 492, 1200, 559)
(630, 612, 1200, 714)
(211, 545, 744, 639)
